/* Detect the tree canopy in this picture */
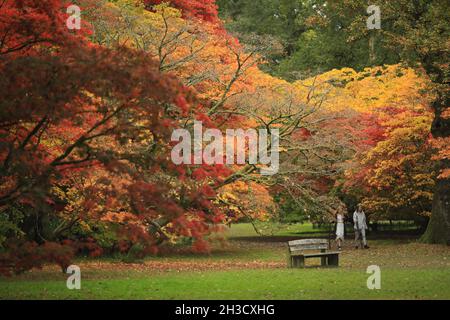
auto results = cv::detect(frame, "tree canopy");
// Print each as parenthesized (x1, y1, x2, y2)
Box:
(0, 0, 448, 275)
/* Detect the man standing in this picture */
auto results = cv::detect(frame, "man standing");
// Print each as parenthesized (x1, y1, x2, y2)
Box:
(353, 204, 369, 249)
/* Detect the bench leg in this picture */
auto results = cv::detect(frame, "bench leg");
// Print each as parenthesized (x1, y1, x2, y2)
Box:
(297, 256, 305, 268)
(292, 256, 298, 267)
(292, 256, 305, 268)
(328, 254, 339, 267)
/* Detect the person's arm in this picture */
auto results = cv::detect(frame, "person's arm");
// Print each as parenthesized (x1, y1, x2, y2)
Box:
(353, 211, 358, 228)
(363, 212, 368, 229)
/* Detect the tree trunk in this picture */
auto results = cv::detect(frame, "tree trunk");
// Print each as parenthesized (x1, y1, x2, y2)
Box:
(422, 176, 450, 244)
(422, 93, 450, 245)
(369, 32, 376, 65)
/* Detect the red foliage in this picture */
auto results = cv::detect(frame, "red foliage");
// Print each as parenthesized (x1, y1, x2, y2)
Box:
(73, 238, 104, 258)
(144, 0, 220, 24)
(0, 0, 230, 272)
(0, 0, 90, 58)
(0, 241, 75, 276)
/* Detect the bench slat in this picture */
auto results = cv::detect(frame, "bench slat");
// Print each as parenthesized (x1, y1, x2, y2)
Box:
(291, 251, 340, 257)
(290, 244, 328, 251)
(288, 239, 328, 246)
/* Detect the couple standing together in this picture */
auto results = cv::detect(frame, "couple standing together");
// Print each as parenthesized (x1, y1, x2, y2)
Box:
(335, 204, 369, 250)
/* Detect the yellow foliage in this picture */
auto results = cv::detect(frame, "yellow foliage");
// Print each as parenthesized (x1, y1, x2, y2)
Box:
(294, 65, 431, 114)
(218, 181, 276, 221)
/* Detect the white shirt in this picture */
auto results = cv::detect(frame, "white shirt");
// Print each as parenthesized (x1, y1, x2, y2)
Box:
(353, 210, 368, 230)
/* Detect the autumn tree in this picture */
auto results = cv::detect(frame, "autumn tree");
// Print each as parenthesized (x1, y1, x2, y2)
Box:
(218, 0, 448, 243)
(0, 0, 230, 273)
(384, 0, 449, 244)
(327, 0, 449, 243)
(85, 1, 357, 228)
(344, 107, 435, 223)
(303, 65, 435, 224)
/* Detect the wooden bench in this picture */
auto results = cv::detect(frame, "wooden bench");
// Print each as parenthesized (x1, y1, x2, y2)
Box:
(287, 239, 339, 268)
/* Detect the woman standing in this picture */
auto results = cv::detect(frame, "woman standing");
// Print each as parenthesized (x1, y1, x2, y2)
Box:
(335, 211, 345, 250)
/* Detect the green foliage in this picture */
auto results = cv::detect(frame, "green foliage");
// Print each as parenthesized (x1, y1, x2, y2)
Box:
(121, 243, 146, 263)
(0, 206, 25, 248)
(217, 0, 400, 79)
(69, 221, 119, 253)
(274, 194, 309, 223)
(217, 0, 308, 74)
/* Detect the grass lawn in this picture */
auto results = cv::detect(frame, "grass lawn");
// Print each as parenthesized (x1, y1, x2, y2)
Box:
(1, 223, 449, 300)
(2, 268, 449, 300)
(225, 222, 330, 238)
